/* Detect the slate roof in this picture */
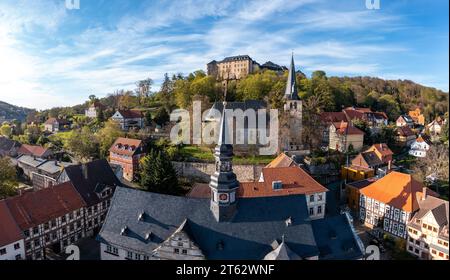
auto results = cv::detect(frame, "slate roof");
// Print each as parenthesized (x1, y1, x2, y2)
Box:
(61, 159, 122, 207)
(219, 55, 253, 63)
(98, 186, 320, 260)
(409, 195, 449, 240)
(0, 200, 24, 247)
(38, 161, 75, 175)
(360, 151, 383, 167)
(311, 214, 362, 260)
(17, 155, 47, 168)
(263, 241, 302, 260)
(0, 136, 20, 155)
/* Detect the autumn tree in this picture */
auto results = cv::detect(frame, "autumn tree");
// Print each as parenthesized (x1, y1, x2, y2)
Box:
(97, 120, 124, 159)
(0, 157, 18, 199)
(65, 127, 100, 161)
(412, 144, 449, 187)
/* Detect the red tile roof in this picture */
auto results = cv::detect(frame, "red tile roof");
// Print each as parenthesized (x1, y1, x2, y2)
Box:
(18, 144, 51, 158)
(5, 182, 86, 230)
(187, 166, 329, 198)
(251, 166, 329, 196)
(332, 121, 364, 135)
(360, 171, 438, 212)
(44, 117, 70, 125)
(118, 109, 143, 119)
(0, 200, 24, 247)
(320, 112, 348, 123)
(109, 137, 143, 156)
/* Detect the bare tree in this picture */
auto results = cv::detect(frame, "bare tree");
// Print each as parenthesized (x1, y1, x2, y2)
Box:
(412, 144, 449, 183)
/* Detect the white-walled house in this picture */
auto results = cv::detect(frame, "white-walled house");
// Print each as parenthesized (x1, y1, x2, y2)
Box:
(359, 172, 437, 239)
(111, 110, 144, 131)
(409, 135, 432, 158)
(406, 194, 449, 260)
(0, 201, 26, 260)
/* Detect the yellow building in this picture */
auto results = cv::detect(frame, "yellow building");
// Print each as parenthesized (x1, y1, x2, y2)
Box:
(408, 108, 426, 126)
(341, 165, 375, 182)
(207, 55, 256, 80)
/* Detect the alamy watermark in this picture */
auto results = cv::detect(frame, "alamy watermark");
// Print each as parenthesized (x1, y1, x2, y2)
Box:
(169, 101, 279, 155)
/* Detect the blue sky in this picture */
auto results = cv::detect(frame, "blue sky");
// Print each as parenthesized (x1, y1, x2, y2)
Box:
(0, 0, 448, 109)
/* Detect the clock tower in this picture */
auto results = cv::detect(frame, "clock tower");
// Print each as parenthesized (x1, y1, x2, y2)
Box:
(209, 101, 239, 222)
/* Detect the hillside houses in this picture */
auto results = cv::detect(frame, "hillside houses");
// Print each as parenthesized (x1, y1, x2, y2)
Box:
(111, 110, 144, 131)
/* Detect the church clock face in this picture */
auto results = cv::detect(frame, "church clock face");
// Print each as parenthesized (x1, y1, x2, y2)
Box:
(219, 193, 229, 202)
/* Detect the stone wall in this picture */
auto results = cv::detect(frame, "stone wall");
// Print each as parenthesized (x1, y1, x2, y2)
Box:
(172, 161, 264, 182)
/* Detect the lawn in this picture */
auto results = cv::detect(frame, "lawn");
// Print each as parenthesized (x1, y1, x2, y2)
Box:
(179, 145, 276, 165)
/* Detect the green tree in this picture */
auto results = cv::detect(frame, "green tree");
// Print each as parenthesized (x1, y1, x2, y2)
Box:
(154, 107, 170, 126)
(144, 111, 152, 127)
(97, 107, 105, 123)
(0, 157, 18, 199)
(0, 124, 12, 138)
(97, 120, 125, 159)
(139, 149, 179, 194)
(377, 94, 401, 121)
(66, 127, 100, 161)
(353, 119, 372, 145)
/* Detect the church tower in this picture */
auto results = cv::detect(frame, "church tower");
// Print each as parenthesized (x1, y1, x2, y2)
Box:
(281, 54, 303, 152)
(209, 101, 239, 222)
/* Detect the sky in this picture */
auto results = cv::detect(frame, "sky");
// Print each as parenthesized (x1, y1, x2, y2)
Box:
(0, 0, 448, 110)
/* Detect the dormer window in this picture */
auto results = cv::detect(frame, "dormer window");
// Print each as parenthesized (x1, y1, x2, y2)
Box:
(285, 217, 292, 227)
(138, 211, 145, 221)
(145, 232, 152, 241)
(120, 226, 128, 236)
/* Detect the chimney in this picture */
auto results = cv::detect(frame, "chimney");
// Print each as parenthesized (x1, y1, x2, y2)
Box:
(387, 160, 392, 172)
(82, 164, 88, 180)
(422, 187, 427, 201)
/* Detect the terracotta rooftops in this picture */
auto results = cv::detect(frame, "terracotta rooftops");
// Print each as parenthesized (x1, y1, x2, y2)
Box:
(117, 109, 143, 119)
(0, 200, 24, 247)
(332, 121, 364, 135)
(18, 144, 51, 158)
(109, 137, 143, 156)
(44, 117, 70, 125)
(265, 153, 296, 168)
(187, 166, 329, 199)
(369, 143, 393, 157)
(4, 182, 86, 230)
(360, 171, 438, 212)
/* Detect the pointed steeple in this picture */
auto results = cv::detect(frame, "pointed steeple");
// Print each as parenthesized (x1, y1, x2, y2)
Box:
(209, 100, 239, 222)
(285, 53, 299, 100)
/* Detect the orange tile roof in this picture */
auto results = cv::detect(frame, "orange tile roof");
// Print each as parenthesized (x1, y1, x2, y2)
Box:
(265, 153, 295, 168)
(369, 143, 393, 157)
(360, 171, 437, 212)
(256, 166, 329, 196)
(109, 137, 143, 156)
(187, 166, 329, 199)
(332, 121, 364, 135)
